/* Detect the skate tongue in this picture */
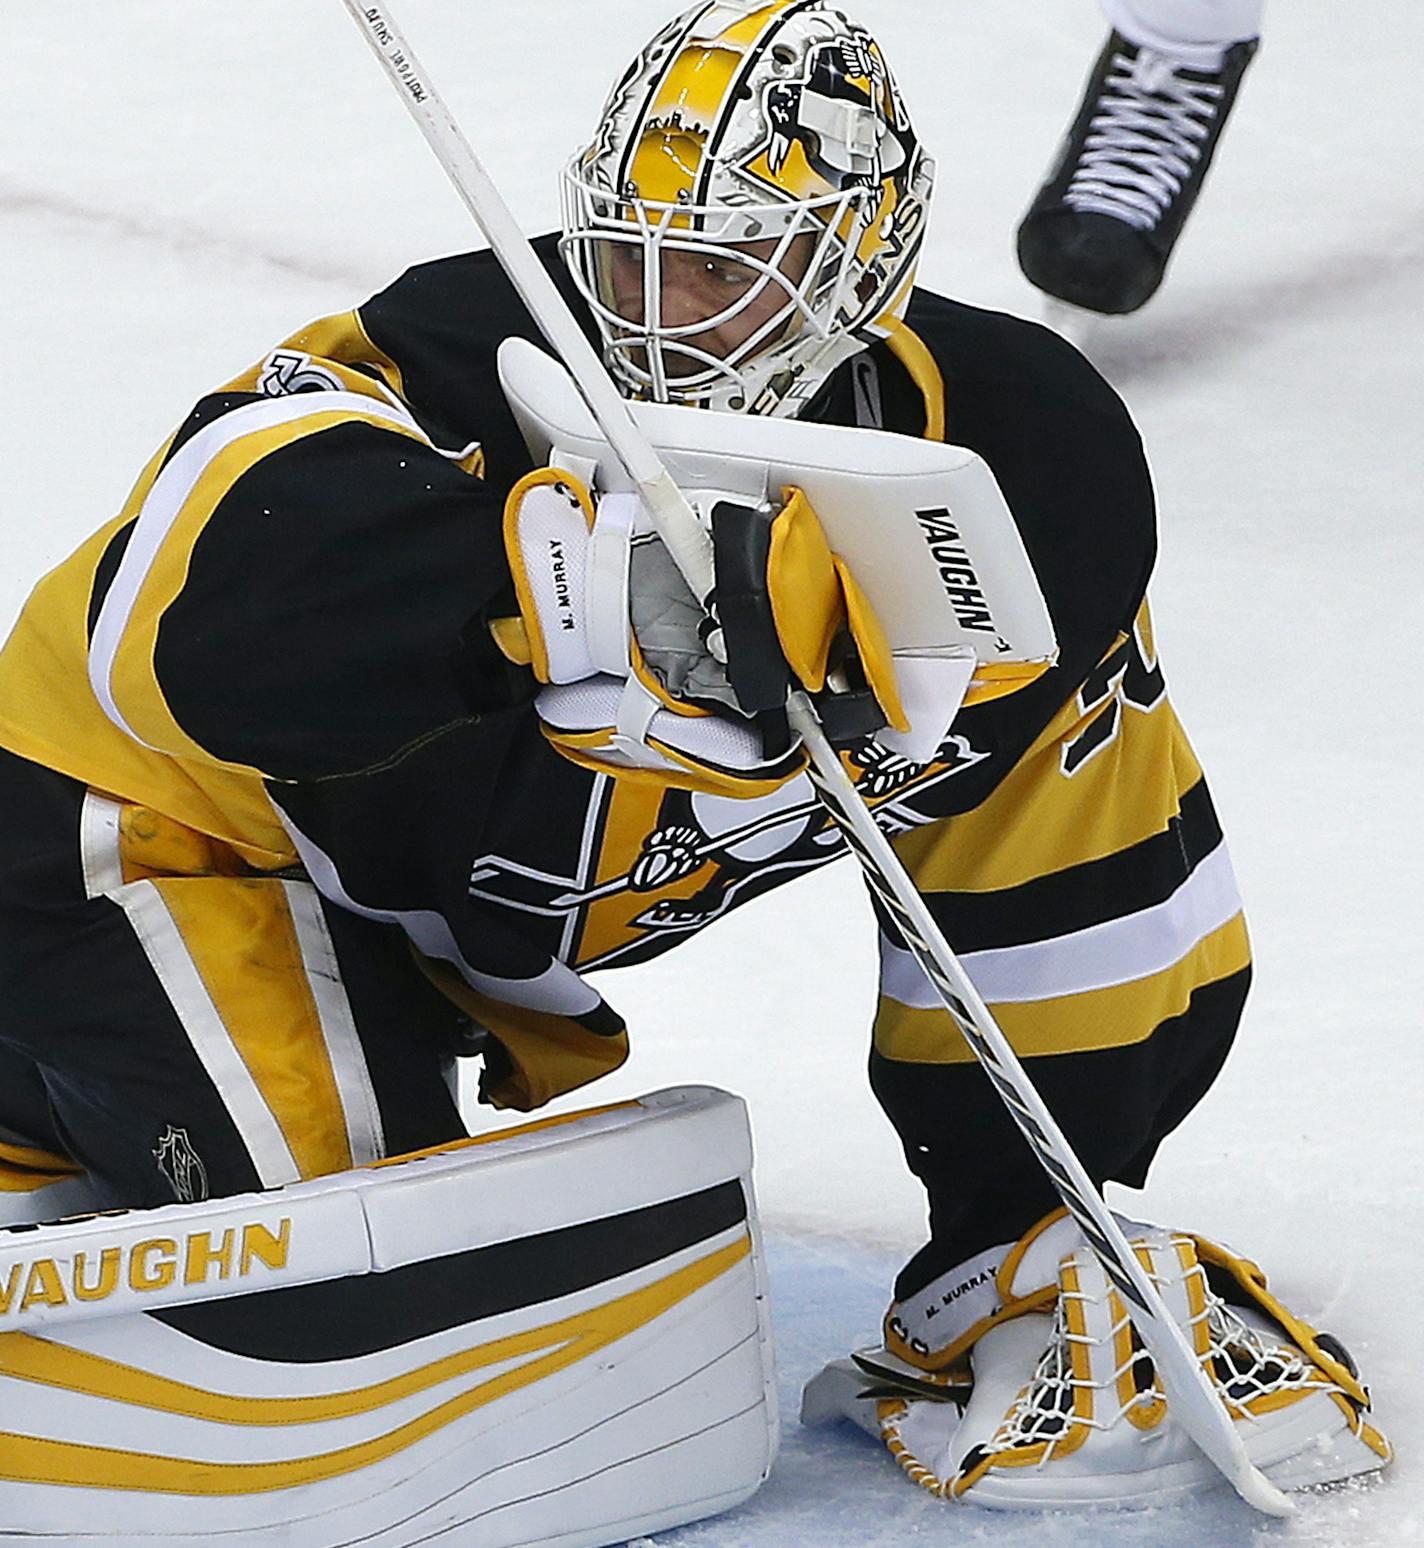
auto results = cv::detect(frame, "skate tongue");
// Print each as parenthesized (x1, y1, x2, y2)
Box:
(1130, 48, 1178, 93)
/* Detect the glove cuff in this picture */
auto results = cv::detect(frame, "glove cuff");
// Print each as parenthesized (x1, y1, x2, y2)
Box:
(502, 469, 599, 684)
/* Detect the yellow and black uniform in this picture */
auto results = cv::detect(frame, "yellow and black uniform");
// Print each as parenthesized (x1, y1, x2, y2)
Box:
(0, 238, 1248, 1283)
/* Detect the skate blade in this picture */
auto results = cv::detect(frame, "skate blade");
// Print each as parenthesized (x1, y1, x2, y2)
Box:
(1040, 297, 1104, 352)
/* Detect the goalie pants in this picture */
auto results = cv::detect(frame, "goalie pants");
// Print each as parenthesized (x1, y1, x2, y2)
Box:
(0, 681, 1248, 1287)
(0, 746, 466, 1210)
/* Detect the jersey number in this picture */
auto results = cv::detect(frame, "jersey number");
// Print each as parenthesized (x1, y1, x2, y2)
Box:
(1061, 622, 1166, 777)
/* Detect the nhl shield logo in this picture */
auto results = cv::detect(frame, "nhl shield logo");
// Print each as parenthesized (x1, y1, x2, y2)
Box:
(153, 1126, 209, 1204)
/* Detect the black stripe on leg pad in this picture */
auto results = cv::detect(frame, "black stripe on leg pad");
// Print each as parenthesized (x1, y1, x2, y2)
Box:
(152, 1179, 749, 1361)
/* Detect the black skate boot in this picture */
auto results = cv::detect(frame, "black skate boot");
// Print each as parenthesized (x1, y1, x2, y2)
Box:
(1016, 33, 1258, 316)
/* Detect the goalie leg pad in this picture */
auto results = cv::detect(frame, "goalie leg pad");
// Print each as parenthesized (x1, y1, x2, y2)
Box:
(0, 1087, 777, 1547)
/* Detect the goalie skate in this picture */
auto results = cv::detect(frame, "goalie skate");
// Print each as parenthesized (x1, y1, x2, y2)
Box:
(807, 1222, 1391, 1509)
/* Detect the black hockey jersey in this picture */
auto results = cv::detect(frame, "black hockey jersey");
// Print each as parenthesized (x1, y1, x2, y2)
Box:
(0, 238, 1247, 1111)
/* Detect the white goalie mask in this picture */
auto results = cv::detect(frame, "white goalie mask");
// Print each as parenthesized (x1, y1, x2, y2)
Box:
(560, 0, 935, 418)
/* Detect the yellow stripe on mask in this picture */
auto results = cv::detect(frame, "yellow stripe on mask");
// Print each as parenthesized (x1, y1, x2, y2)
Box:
(627, 1, 800, 205)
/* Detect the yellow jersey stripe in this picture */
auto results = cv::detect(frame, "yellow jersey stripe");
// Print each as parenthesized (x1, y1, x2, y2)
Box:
(0, 1141, 82, 1179)
(894, 668, 1199, 898)
(151, 877, 354, 1182)
(875, 912, 1250, 1064)
(883, 319, 946, 441)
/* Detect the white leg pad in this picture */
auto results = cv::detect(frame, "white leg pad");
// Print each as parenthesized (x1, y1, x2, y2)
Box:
(0, 1087, 777, 1546)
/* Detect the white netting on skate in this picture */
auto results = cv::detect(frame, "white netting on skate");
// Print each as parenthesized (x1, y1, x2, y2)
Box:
(1204, 1292, 1339, 1414)
(974, 1237, 1345, 1466)
(983, 1298, 1086, 1455)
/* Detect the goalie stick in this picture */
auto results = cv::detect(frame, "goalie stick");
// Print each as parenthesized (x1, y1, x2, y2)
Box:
(339, 1, 1292, 1517)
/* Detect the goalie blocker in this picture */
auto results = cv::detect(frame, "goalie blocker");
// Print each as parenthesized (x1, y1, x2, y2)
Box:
(491, 338, 1058, 796)
(0, 1087, 776, 1548)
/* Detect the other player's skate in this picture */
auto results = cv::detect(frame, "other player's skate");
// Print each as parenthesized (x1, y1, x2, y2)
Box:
(1017, 33, 1258, 326)
(803, 1211, 1391, 1509)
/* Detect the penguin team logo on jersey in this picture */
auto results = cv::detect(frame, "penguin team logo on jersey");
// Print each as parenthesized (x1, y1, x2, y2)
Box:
(467, 733, 989, 968)
(153, 1125, 208, 1204)
(257, 349, 345, 397)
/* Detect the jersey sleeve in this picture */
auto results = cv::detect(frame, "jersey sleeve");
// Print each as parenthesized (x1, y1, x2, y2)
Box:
(851, 300, 1251, 1300)
(86, 386, 531, 783)
(867, 619, 1251, 1316)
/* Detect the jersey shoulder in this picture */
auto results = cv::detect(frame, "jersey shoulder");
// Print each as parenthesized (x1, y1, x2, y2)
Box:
(353, 235, 592, 488)
(904, 286, 1143, 448)
(893, 287, 1158, 706)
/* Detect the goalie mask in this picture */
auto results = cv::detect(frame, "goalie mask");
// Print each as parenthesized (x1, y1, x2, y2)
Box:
(560, 0, 935, 418)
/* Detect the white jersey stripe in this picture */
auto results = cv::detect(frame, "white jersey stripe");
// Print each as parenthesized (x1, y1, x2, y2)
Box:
(78, 792, 125, 899)
(282, 880, 386, 1165)
(109, 885, 302, 1188)
(880, 838, 1243, 1009)
(279, 808, 605, 1018)
(88, 391, 425, 747)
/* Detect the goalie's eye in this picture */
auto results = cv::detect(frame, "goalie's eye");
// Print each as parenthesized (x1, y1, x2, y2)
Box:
(701, 257, 752, 287)
(661, 248, 762, 301)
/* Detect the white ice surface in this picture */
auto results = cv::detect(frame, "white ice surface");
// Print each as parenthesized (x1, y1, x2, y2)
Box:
(2, 2, 1421, 1542)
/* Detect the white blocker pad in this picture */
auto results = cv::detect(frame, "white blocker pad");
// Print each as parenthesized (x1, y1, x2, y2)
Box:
(0, 1087, 777, 1548)
(498, 339, 1059, 763)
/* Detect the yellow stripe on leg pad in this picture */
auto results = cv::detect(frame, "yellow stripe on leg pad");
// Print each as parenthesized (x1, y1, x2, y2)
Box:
(0, 1235, 749, 1492)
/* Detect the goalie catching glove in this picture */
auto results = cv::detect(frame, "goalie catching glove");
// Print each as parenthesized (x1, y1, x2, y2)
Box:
(493, 468, 917, 796)
(802, 1209, 1392, 1509)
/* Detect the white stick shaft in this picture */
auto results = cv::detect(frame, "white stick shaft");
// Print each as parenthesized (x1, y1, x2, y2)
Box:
(340, 1, 716, 603)
(787, 695, 1292, 1518)
(341, 1, 1290, 1515)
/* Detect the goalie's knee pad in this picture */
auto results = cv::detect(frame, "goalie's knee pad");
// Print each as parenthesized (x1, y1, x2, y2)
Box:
(805, 1210, 1391, 1509)
(0, 1087, 776, 1547)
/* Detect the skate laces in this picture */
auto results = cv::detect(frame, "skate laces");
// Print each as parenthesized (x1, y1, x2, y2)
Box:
(977, 1238, 1344, 1466)
(1065, 49, 1224, 231)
